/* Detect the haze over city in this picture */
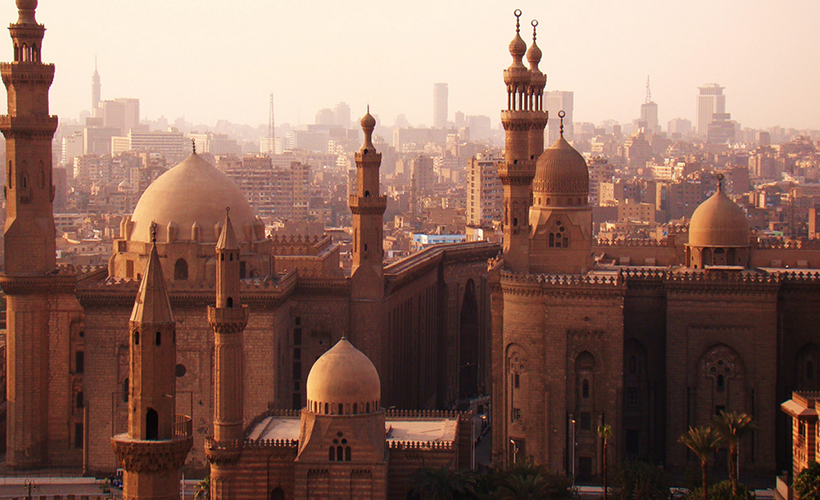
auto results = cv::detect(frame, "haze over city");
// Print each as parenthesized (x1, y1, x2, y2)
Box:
(0, 0, 817, 130)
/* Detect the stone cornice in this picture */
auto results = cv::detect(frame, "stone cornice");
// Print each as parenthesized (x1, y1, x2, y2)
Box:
(500, 271, 625, 299)
(0, 273, 75, 295)
(111, 434, 193, 473)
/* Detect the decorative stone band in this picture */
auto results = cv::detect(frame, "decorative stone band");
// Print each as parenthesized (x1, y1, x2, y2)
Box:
(0, 114, 58, 137)
(0, 62, 55, 84)
(207, 305, 249, 334)
(0, 273, 75, 295)
(204, 437, 243, 465)
(348, 194, 387, 214)
(387, 440, 454, 450)
(110, 435, 193, 474)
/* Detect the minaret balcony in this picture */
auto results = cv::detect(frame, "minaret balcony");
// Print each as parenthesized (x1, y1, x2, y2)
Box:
(110, 415, 193, 473)
(349, 194, 387, 215)
(0, 114, 58, 135)
(207, 305, 249, 333)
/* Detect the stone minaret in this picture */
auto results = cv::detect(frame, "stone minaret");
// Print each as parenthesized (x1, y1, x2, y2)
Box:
(111, 228, 192, 500)
(526, 20, 548, 167)
(498, 9, 535, 273)
(205, 210, 249, 499)
(349, 110, 388, 398)
(0, 0, 59, 469)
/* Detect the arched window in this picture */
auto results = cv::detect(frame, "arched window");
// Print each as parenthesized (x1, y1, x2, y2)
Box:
(324, 403, 329, 414)
(336, 446, 344, 461)
(353, 403, 358, 414)
(628, 356, 637, 374)
(582, 379, 590, 398)
(366, 402, 370, 413)
(123, 378, 129, 403)
(174, 259, 188, 280)
(549, 233, 554, 247)
(155, 332, 161, 346)
(146, 408, 158, 440)
(133, 331, 139, 345)
(227, 297, 233, 308)
(76, 391, 84, 409)
(345, 447, 351, 461)
(514, 373, 520, 389)
(329, 446, 335, 461)
(717, 374, 725, 392)
(271, 488, 285, 500)
(338, 403, 344, 415)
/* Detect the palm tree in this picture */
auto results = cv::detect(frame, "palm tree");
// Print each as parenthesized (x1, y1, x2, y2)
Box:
(193, 476, 210, 500)
(710, 411, 755, 497)
(598, 424, 612, 500)
(408, 464, 477, 500)
(679, 426, 721, 500)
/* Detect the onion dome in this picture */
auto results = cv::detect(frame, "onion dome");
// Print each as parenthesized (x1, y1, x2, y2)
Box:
(504, 10, 529, 86)
(526, 20, 542, 70)
(129, 152, 257, 244)
(16, 0, 38, 24)
(689, 181, 750, 247)
(532, 135, 589, 202)
(306, 338, 380, 413)
(360, 108, 377, 153)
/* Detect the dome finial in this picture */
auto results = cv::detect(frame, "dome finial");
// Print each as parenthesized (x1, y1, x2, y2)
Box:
(514, 9, 522, 33)
(717, 173, 724, 192)
(191, 139, 196, 154)
(531, 19, 538, 41)
(150, 221, 158, 244)
(558, 110, 566, 138)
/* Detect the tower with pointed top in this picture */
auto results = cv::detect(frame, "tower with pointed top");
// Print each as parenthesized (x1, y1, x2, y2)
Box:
(91, 57, 100, 113)
(0, 0, 60, 469)
(205, 210, 250, 499)
(498, 10, 536, 273)
(111, 231, 192, 500)
(348, 110, 388, 396)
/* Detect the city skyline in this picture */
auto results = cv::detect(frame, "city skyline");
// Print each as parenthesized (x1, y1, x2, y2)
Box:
(1, 0, 818, 131)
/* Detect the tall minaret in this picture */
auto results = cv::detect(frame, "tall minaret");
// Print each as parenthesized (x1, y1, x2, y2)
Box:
(526, 19, 548, 164)
(111, 226, 192, 499)
(0, 0, 59, 469)
(205, 210, 249, 500)
(349, 109, 386, 296)
(91, 56, 100, 113)
(498, 9, 535, 273)
(349, 109, 388, 399)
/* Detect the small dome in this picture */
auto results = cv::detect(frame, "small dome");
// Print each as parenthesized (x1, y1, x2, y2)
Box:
(118, 179, 132, 190)
(360, 112, 376, 129)
(533, 136, 589, 197)
(689, 188, 750, 247)
(509, 32, 526, 59)
(306, 338, 380, 410)
(129, 153, 257, 244)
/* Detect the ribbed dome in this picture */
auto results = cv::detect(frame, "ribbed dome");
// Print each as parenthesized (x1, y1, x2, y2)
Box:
(129, 153, 257, 244)
(533, 136, 589, 197)
(306, 339, 380, 410)
(689, 188, 750, 247)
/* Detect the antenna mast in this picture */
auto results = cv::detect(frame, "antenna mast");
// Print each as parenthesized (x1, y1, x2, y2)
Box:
(267, 93, 275, 154)
(645, 75, 651, 104)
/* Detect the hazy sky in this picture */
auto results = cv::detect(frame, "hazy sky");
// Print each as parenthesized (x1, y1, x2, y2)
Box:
(1, 1, 818, 131)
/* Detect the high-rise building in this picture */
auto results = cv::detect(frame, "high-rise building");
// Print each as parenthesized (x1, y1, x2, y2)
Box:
(640, 76, 659, 134)
(433, 82, 448, 128)
(545, 90, 574, 144)
(697, 83, 726, 136)
(334, 102, 351, 129)
(466, 152, 503, 227)
(98, 97, 140, 135)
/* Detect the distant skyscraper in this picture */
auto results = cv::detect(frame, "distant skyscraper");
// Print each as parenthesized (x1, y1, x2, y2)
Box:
(697, 83, 726, 136)
(667, 118, 692, 138)
(640, 76, 659, 134)
(433, 83, 448, 128)
(334, 102, 351, 129)
(315, 108, 334, 126)
(545, 90, 574, 144)
(91, 57, 100, 113)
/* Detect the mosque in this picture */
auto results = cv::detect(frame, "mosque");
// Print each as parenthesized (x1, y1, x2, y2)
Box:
(2, 0, 819, 497)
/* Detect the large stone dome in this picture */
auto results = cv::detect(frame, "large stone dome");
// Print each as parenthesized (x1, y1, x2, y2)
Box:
(533, 136, 589, 198)
(306, 338, 380, 413)
(129, 153, 257, 244)
(689, 187, 750, 247)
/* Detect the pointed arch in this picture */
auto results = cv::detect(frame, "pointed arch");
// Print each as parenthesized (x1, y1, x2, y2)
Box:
(459, 279, 480, 399)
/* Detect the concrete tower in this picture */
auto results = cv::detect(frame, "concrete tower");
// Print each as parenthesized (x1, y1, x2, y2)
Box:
(0, 0, 59, 469)
(349, 110, 387, 397)
(433, 82, 448, 129)
(498, 9, 535, 273)
(205, 210, 250, 499)
(91, 57, 100, 113)
(111, 229, 192, 500)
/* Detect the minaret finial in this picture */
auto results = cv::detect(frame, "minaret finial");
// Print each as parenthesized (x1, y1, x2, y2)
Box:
(717, 173, 724, 192)
(367, 104, 370, 113)
(226, 206, 230, 216)
(192, 139, 196, 154)
(514, 9, 522, 33)
(558, 110, 566, 138)
(150, 221, 157, 244)
(531, 19, 538, 41)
